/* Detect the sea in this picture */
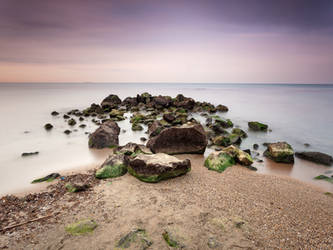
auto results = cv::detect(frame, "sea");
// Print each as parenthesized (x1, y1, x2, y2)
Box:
(0, 83, 332, 195)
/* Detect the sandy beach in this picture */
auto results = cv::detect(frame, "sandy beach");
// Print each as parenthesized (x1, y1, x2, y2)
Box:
(1, 154, 332, 249)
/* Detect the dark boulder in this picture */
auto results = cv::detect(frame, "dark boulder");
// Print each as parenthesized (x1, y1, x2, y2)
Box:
(295, 152, 333, 166)
(51, 111, 59, 116)
(153, 95, 171, 109)
(88, 121, 120, 149)
(147, 124, 207, 154)
(122, 97, 138, 107)
(44, 123, 53, 130)
(128, 153, 191, 182)
(163, 113, 176, 123)
(216, 104, 229, 112)
(173, 94, 195, 110)
(101, 94, 122, 109)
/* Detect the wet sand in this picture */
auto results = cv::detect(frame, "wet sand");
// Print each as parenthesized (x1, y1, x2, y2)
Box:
(1, 155, 332, 249)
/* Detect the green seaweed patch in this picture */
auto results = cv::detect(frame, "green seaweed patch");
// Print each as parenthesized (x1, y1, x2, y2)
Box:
(65, 219, 97, 236)
(314, 175, 333, 183)
(95, 164, 127, 179)
(204, 152, 235, 173)
(31, 173, 60, 183)
(116, 229, 152, 249)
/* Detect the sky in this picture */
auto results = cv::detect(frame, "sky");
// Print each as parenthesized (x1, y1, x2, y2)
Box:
(0, 0, 333, 83)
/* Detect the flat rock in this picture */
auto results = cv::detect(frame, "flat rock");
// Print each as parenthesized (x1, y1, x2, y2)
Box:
(147, 124, 207, 154)
(295, 151, 333, 166)
(128, 153, 191, 183)
(88, 121, 120, 149)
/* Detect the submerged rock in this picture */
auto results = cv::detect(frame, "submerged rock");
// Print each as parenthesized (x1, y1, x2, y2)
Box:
(68, 118, 76, 126)
(116, 229, 152, 249)
(147, 124, 207, 154)
(65, 219, 97, 235)
(128, 153, 191, 183)
(204, 151, 235, 173)
(51, 111, 59, 116)
(21, 151, 39, 157)
(64, 129, 72, 134)
(96, 154, 127, 179)
(263, 142, 294, 164)
(88, 121, 120, 149)
(248, 121, 268, 131)
(31, 173, 60, 183)
(295, 151, 333, 166)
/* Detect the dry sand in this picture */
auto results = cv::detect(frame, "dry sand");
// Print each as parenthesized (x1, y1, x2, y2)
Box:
(1, 154, 333, 249)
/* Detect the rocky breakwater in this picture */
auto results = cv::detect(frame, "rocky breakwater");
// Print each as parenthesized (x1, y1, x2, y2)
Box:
(147, 123, 208, 154)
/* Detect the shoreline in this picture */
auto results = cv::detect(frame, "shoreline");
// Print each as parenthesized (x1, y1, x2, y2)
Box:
(1, 154, 332, 249)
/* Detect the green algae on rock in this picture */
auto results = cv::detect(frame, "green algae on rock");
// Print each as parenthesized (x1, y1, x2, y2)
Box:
(223, 145, 254, 166)
(314, 175, 333, 183)
(65, 183, 90, 193)
(115, 228, 152, 249)
(248, 121, 268, 131)
(204, 151, 235, 173)
(128, 153, 191, 183)
(95, 154, 127, 179)
(263, 142, 294, 164)
(31, 173, 60, 183)
(65, 219, 97, 235)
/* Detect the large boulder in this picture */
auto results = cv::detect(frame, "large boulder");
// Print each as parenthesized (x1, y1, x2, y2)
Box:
(295, 151, 333, 166)
(101, 94, 122, 109)
(127, 153, 191, 183)
(173, 94, 195, 110)
(147, 124, 208, 154)
(264, 142, 294, 163)
(88, 121, 120, 149)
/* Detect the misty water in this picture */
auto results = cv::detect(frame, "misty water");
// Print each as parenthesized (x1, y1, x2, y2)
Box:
(0, 83, 332, 195)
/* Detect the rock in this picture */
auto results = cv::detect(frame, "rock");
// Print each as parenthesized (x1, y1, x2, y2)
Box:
(215, 117, 233, 128)
(231, 128, 247, 138)
(132, 123, 143, 131)
(85, 103, 104, 114)
(204, 151, 235, 173)
(88, 121, 120, 149)
(79, 116, 84, 121)
(216, 104, 229, 112)
(253, 144, 259, 150)
(205, 117, 213, 126)
(68, 118, 76, 126)
(210, 123, 228, 135)
(162, 230, 185, 248)
(137, 92, 152, 104)
(140, 137, 147, 142)
(263, 142, 294, 163)
(44, 123, 53, 130)
(212, 134, 241, 147)
(21, 151, 39, 157)
(295, 152, 333, 166)
(31, 173, 60, 183)
(116, 229, 152, 249)
(128, 153, 191, 183)
(96, 154, 127, 179)
(153, 95, 171, 109)
(65, 183, 90, 192)
(79, 124, 86, 128)
(223, 145, 254, 166)
(248, 121, 268, 131)
(116, 142, 152, 156)
(63, 114, 70, 119)
(122, 97, 138, 107)
(173, 94, 195, 110)
(51, 111, 59, 116)
(148, 120, 165, 137)
(304, 143, 310, 147)
(64, 130, 71, 134)
(147, 124, 207, 154)
(65, 219, 97, 235)
(163, 113, 175, 123)
(101, 94, 122, 109)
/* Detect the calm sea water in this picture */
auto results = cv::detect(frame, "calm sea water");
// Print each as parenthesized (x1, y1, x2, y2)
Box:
(0, 83, 332, 195)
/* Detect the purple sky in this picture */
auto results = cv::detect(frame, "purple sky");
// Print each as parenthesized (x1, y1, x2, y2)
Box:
(0, 0, 333, 83)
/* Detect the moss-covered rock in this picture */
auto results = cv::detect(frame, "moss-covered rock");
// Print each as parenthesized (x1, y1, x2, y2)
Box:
(223, 145, 254, 166)
(132, 123, 144, 131)
(204, 151, 235, 173)
(248, 121, 268, 131)
(212, 133, 241, 147)
(116, 229, 152, 249)
(215, 118, 233, 128)
(263, 142, 294, 164)
(314, 175, 333, 183)
(231, 128, 247, 138)
(68, 118, 76, 126)
(96, 154, 127, 179)
(65, 219, 97, 235)
(128, 153, 191, 183)
(130, 113, 145, 124)
(31, 173, 60, 183)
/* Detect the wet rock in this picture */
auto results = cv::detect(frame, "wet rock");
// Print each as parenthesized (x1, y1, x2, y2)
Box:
(140, 137, 147, 142)
(153, 95, 172, 109)
(205, 117, 213, 126)
(128, 153, 191, 183)
(116, 142, 152, 156)
(163, 113, 176, 123)
(295, 152, 333, 166)
(147, 124, 207, 154)
(253, 144, 259, 150)
(263, 142, 294, 164)
(79, 116, 84, 121)
(31, 173, 60, 183)
(88, 121, 120, 149)
(21, 151, 39, 157)
(173, 94, 195, 110)
(79, 124, 86, 128)
(212, 133, 241, 147)
(122, 96, 138, 107)
(44, 123, 53, 130)
(65, 183, 90, 192)
(64, 129, 72, 134)
(101, 94, 121, 110)
(132, 123, 143, 131)
(116, 229, 152, 249)
(232, 128, 247, 138)
(204, 151, 235, 173)
(216, 104, 229, 112)
(68, 118, 76, 126)
(95, 154, 127, 179)
(223, 145, 254, 166)
(63, 114, 70, 119)
(248, 121, 268, 131)
(65, 219, 97, 235)
(215, 117, 233, 128)
(148, 120, 165, 137)
(51, 111, 59, 116)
